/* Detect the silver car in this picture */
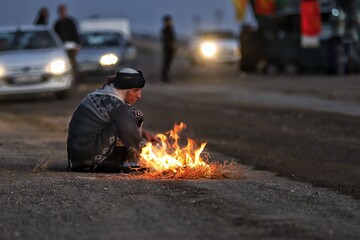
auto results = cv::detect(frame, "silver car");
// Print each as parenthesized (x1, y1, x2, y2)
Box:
(77, 31, 137, 76)
(0, 25, 74, 98)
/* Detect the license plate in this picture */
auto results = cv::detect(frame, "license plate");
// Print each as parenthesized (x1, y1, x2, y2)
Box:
(14, 74, 42, 84)
(80, 62, 98, 72)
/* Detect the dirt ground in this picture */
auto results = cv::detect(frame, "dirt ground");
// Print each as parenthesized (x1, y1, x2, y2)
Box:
(0, 44, 360, 239)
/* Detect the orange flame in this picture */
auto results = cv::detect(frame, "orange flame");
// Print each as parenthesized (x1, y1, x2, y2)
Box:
(137, 122, 243, 179)
(139, 122, 212, 177)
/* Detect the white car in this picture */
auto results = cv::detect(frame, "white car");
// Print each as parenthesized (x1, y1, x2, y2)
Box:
(0, 25, 74, 99)
(189, 29, 241, 65)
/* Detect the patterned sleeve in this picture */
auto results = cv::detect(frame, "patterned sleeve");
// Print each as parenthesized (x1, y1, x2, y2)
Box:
(110, 104, 147, 151)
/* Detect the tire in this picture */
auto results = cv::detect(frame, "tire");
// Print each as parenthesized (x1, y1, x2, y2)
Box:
(255, 59, 267, 74)
(284, 63, 299, 75)
(54, 77, 76, 100)
(266, 64, 278, 75)
(55, 87, 74, 99)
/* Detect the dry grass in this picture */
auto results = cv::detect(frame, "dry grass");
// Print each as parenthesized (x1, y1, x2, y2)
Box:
(32, 154, 50, 173)
(124, 160, 244, 180)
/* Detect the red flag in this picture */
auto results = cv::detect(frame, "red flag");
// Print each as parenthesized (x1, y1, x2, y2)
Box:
(255, 0, 275, 16)
(300, 0, 321, 47)
(300, 0, 321, 36)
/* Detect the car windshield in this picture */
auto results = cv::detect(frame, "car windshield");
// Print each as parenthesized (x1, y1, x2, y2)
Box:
(0, 30, 57, 52)
(198, 31, 235, 39)
(80, 32, 124, 47)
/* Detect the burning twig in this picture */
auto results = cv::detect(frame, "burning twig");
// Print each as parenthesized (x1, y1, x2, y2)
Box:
(135, 122, 243, 179)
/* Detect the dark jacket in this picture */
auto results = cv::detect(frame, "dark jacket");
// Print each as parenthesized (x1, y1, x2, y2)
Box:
(162, 25, 176, 50)
(54, 17, 79, 44)
(67, 85, 146, 171)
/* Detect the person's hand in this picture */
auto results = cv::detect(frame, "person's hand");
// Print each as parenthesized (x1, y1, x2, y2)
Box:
(142, 131, 161, 144)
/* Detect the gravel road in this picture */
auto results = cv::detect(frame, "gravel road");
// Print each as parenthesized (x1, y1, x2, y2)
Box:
(0, 43, 359, 239)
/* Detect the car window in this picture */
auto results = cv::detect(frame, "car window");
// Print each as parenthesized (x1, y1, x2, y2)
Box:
(80, 32, 124, 47)
(0, 30, 57, 51)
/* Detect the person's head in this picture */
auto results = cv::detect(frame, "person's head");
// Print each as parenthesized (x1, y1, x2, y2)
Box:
(163, 15, 173, 26)
(34, 7, 49, 25)
(109, 68, 146, 104)
(39, 7, 49, 18)
(57, 4, 68, 19)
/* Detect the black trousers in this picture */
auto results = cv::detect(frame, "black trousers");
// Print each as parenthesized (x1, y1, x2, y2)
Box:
(161, 49, 175, 82)
(66, 49, 78, 84)
(70, 146, 129, 173)
(95, 146, 128, 172)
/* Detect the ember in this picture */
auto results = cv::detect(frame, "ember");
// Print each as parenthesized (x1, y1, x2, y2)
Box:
(138, 122, 242, 179)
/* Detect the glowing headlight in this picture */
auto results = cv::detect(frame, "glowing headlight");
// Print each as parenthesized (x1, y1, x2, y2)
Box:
(200, 42, 217, 58)
(100, 53, 118, 66)
(0, 65, 7, 78)
(46, 59, 68, 75)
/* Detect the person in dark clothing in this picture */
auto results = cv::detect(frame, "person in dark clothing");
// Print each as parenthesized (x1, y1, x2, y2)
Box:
(239, 24, 258, 72)
(34, 7, 49, 25)
(67, 68, 160, 173)
(161, 15, 176, 83)
(54, 4, 80, 82)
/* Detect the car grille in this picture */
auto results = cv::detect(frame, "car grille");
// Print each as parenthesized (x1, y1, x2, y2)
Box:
(218, 48, 238, 57)
(3, 65, 50, 85)
(11, 66, 44, 74)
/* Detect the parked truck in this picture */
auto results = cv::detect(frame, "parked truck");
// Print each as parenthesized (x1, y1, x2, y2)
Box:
(240, 0, 360, 74)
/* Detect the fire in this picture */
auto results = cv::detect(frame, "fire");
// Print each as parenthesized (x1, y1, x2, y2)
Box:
(138, 122, 242, 179)
(140, 122, 211, 177)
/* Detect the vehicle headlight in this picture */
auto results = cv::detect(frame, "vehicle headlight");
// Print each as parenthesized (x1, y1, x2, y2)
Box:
(200, 42, 217, 58)
(100, 53, 118, 66)
(45, 59, 68, 75)
(0, 65, 7, 78)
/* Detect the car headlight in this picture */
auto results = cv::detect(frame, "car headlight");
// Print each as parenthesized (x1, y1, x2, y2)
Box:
(0, 65, 7, 78)
(100, 53, 118, 66)
(200, 41, 217, 58)
(45, 59, 68, 75)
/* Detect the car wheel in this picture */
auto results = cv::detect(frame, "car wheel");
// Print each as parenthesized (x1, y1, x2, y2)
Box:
(284, 63, 299, 75)
(255, 59, 267, 74)
(266, 64, 278, 75)
(55, 77, 76, 99)
(55, 87, 75, 99)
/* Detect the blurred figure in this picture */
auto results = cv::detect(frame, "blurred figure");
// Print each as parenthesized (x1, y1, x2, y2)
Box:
(239, 24, 261, 72)
(0, 38, 8, 51)
(160, 15, 176, 83)
(34, 7, 49, 25)
(54, 4, 80, 81)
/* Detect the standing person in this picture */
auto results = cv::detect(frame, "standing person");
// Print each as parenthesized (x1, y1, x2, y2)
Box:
(239, 24, 256, 72)
(160, 15, 176, 83)
(34, 7, 49, 25)
(67, 68, 159, 173)
(54, 4, 80, 81)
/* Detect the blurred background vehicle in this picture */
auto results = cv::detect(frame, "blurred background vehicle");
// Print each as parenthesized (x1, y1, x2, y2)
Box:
(0, 25, 74, 99)
(77, 18, 137, 78)
(240, 0, 360, 75)
(188, 29, 241, 66)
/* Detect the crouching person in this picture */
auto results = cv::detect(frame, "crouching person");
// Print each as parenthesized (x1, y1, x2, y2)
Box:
(67, 68, 158, 172)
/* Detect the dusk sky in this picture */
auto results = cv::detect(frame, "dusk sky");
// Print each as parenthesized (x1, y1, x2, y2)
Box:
(0, 0, 257, 38)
